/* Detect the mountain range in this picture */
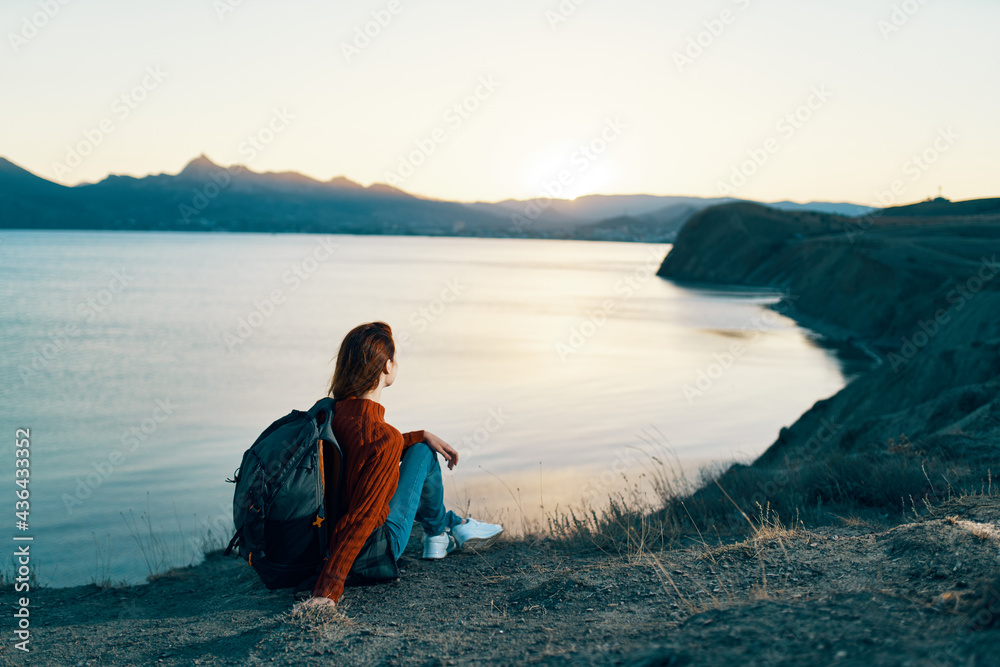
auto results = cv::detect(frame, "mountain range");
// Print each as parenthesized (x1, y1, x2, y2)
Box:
(0, 155, 875, 242)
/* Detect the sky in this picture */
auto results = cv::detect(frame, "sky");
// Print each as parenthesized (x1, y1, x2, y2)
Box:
(2, 0, 998, 205)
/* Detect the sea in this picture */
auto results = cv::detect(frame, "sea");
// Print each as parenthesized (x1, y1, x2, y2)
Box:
(0, 231, 853, 587)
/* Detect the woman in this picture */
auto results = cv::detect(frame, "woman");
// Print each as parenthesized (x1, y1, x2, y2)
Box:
(298, 321, 502, 609)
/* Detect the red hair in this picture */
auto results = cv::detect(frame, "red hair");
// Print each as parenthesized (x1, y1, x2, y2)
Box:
(329, 322, 395, 399)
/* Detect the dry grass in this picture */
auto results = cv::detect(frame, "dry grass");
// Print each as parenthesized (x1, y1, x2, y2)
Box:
(539, 453, 829, 621)
(288, 602, 355, 634)
(71, 434, 997, 595)
(944, 515, 1000, 542)
(544, 454, 688, 557)
(542, 436, 998, 565)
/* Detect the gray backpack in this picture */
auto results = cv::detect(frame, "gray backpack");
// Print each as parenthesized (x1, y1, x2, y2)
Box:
(224, 397, 343, 590)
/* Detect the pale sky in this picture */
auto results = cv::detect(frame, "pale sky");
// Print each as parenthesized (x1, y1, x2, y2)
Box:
(2, 0, 997, 205)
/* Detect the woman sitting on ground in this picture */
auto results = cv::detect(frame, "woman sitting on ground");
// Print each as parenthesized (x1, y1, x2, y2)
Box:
(298, 321, 502, 609)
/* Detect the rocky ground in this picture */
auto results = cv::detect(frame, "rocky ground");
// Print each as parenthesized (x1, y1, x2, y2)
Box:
(4, 494, 1000, 666)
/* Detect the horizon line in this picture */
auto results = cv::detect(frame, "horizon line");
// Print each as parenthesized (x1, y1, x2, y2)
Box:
(2, 153, 983, 209)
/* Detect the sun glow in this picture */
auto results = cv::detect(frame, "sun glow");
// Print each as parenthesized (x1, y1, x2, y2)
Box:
(519, 149, 619, 201)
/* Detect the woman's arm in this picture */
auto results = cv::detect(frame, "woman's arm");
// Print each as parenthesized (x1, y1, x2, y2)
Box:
(400, 430, 458, 469)
(401, 430, 426, 448)
(423, 431, 459, 470)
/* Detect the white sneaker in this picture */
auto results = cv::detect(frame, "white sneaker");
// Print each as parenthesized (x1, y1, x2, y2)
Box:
(422, 532, 457, 560)
(452, 517, 503, 551)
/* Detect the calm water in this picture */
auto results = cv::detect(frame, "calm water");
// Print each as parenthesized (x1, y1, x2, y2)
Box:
(0, 231, 848, 587)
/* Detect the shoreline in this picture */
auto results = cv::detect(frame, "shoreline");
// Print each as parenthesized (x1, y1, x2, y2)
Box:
(769, 299, 886, 367)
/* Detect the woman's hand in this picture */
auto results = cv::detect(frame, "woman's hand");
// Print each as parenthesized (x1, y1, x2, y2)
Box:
(424, 432, 459, 470)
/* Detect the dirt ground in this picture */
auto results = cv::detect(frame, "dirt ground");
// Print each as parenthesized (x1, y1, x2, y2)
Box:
(4, 496, 1000, 667)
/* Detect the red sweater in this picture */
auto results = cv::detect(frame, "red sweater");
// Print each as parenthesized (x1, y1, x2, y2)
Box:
(312, 397, 424, 601)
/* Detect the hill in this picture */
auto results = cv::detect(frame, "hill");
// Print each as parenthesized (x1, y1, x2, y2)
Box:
(658, 199, 1000, 520)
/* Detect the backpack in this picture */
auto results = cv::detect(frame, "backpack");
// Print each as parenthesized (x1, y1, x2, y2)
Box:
(223, 397, 344, 591)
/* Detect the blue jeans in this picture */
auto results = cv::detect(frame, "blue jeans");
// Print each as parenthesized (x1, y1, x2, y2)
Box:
(383, 442, 464, 560)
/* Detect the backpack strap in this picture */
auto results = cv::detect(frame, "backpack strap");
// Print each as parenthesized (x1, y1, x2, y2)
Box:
(308, 397, 346, 533)
(308, 397, 337, 443)
(308, 397, 343, 556)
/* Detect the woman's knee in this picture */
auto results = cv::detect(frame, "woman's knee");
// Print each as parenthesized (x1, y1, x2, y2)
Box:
(403, 441, 436, 467)
(408, 441, 432, 457)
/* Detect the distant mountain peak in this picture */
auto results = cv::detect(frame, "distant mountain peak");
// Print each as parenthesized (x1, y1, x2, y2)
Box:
(326, 175, 364, 189)
(0, 156, 37, 177)
(178, 154, 224, 177)
(0, 156, 67, 190)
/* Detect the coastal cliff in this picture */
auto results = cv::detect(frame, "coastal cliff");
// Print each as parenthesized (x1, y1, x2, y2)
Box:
(659, 199, 1000, 514)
